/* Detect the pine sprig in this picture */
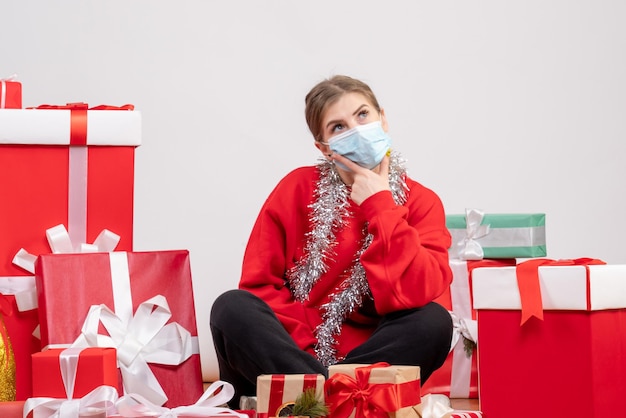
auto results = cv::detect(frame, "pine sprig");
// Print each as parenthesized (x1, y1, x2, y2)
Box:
(291, 388, 329, 417)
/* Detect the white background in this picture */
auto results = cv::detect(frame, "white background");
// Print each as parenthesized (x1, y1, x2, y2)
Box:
(3, 1, 625, 382)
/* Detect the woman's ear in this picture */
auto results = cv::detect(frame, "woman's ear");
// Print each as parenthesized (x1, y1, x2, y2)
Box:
(380, 108, 389, 132)
(315, 141, 333, 160)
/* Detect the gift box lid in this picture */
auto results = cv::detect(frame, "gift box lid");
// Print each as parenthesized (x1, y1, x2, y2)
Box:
(0, 108, 141, 146)
(472, 264, 626, 311)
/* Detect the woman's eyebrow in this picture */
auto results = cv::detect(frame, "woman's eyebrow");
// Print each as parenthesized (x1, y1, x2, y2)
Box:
(325, 104, 369, 130)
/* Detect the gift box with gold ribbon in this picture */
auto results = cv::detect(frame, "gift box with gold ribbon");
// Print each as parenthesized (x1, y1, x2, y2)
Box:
(472, 258, 626, 418)
(35, 250, 204, 408)
(325, 363, 421, 418)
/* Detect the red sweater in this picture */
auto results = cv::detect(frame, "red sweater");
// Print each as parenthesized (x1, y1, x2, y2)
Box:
(239, 165, 452, 360)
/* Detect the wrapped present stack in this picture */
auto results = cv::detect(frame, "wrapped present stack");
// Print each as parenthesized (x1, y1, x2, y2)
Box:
(422, 208, 546, 405)
(0, 77, 234, 417)
(0, 79, 140, 401)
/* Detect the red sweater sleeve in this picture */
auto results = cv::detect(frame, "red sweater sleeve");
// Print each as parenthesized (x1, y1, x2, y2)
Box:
(238, 168, 318, 353)
(359, 179, 452, 314)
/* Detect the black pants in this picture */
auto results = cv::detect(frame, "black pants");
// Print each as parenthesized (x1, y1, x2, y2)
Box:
(210, 289, 453, 408)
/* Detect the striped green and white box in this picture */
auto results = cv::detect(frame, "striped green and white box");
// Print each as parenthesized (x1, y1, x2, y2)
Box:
(447, 210, 546, 259)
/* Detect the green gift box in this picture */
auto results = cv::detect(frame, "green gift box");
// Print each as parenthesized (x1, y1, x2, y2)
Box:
(447, 209, 546, 259)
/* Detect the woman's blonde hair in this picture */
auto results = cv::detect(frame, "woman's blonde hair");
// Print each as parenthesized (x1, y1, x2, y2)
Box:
(305, 75, 381, 142)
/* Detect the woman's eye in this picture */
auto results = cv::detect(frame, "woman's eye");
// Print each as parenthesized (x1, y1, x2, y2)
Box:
(332, 124, 344, 133)
(358, 110, 369, 119)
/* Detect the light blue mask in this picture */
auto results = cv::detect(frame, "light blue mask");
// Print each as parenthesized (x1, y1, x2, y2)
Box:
(327, 121, 392, 170)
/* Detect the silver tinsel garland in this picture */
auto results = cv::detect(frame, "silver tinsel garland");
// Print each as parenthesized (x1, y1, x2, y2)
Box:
(285, 152, 409, 366)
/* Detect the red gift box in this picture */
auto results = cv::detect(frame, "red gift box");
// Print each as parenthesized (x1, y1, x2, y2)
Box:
(422, 259, 515, 399)
(34, 250, 204, 408)
(256, 373, 325, 418)
(472, 259, 626, 418)
(0, 105, 141, 277)
(0, 104, 140, 400)
(31, 347, 120, 399)
(0, 76, 21, 109)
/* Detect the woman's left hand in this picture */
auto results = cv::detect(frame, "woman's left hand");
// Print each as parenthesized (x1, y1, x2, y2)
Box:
(332, 152, 391, 205)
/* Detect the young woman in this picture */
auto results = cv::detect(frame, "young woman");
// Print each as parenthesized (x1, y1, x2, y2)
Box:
(210, 75, 453, 408)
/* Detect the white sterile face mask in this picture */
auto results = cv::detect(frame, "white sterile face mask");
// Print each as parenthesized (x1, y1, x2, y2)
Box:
(327, 121, 391, 170)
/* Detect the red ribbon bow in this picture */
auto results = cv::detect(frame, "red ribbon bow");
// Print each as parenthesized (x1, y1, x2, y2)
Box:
(516, 257, 606, 325)
(325, 362, 420, 418)
(32, 102, 134, 110)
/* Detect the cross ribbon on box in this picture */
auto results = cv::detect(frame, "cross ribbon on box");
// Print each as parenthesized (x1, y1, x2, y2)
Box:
(114, 380, 248, 418)
(446, 260, 480, 398)
(24, 348, 119, 418)
(325, 362, 421, 418)
(516, 257, 606, 325)
(454, 209, 490, 261)
(71, 293, 196, 406)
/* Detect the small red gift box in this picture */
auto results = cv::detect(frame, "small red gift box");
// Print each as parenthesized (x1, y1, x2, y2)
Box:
(256, 373, 325, 418)
(325, 363, 421, 418)
(423, 259, 515, 399)
(0, 76, 21, 108)
(472, 259, 626, 418)
(35, 250, 204, 408)
(31, 347, 120, 399)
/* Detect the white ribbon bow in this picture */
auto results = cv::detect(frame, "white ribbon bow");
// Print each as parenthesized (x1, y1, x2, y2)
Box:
(10, 224, 120, 312)
(419, 394, 454, 418)
(23, 384, 119, 418)
(456, 209, 490, 260)
(1, 73, 18, 108)
(71, 295, 195, 406)
(448, 311, 478, 354)
(0, 276, 37, 312)
(13, 224, 121, 274)
(115, 380, 248, 418)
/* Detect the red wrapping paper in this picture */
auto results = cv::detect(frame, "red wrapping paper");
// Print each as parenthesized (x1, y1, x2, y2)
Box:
(0, 401, 26, 418)
(0, 78, 21, 108)
(0, 145, 135, 275)
(422, 259, 515, 399)
(31, 347, 120, 399)
(34, 250, 204, 408)
(473, 261, 626, 418)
